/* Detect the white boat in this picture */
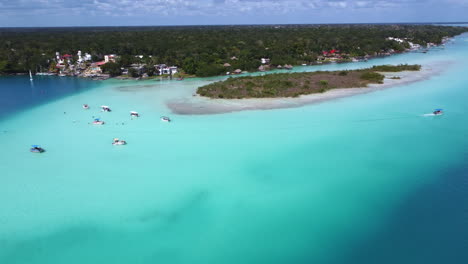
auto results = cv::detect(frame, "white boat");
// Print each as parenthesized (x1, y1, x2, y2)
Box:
(83, 104, 89, 109)
(112, 138, 127, 145)
(160, 116, 171, 122)
(130, 111, 139, 117)
(29, 70, 33, 81)
(101, 105, 111, 112)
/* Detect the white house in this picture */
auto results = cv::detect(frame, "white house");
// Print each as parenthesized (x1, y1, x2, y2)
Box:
(56, 52, 64, 64)
(155, 64, 178, 75)
(84, 53, 92, 61)
(261, 58, 270, 64)
(77, 50, 83, 63)
(387, 37, 405, 43)
(104, 54, 118, 63)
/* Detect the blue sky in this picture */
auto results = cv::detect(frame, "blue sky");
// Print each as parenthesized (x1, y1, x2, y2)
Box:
(0, 0, 467, 27)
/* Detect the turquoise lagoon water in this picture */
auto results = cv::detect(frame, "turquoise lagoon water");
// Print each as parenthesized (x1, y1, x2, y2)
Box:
(1, 34, 468, 263)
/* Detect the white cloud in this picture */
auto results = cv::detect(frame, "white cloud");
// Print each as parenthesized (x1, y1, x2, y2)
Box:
(0, 0, 465, 20)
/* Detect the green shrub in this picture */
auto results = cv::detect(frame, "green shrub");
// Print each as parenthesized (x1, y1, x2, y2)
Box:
(360, 72, 384, 83)
(371, 64, 421, 72)
(318, 80, 328, 86)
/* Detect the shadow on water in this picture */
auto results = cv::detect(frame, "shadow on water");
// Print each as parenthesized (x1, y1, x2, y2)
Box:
(328, 152, 468, 264)
(0, 190, 211, 264)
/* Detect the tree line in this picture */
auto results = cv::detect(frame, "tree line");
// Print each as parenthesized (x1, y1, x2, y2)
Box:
(0, 24, 466, 76)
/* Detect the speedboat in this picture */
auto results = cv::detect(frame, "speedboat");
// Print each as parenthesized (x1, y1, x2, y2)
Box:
(83, 104, 89, 109)
(112, 138, 127, 145)
(92, 118, 105, 125)
(101, 105, 111, 112)
(433, 108, 443, 115)
(130, 111, 139, 117)
(160, 116, 171, 122)
(30, 145, 45, 153)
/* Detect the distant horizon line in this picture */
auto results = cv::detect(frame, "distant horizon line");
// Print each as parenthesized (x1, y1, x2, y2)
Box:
(1, 22, 468, 29)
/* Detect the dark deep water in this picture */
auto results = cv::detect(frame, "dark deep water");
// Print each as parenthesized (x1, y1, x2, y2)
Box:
(0, 76, 100, 120)
(331, 154, 468, 264)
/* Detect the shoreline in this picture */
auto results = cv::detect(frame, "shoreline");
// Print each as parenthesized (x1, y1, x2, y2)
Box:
(0, 43, 447, 81)
(167, 62, 450, 115)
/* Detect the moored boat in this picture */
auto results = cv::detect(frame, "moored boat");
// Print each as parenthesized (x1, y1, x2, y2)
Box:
(101, 105, 111, 112)
(160, 116, 171, 122)
(112, 138, 127, 145)
(92, 118, 105, 125)
(30, 145, 45, 153)
(433, 108, 443, 115)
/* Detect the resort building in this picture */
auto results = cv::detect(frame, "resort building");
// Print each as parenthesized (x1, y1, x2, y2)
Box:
(104, 54, 118, 63)
(84, 53, 92, 61)
(77, 51, 83, 63)
(155, 64, 178, 75)
(55, 52, 64, 64)
(260, 58, 270, 64)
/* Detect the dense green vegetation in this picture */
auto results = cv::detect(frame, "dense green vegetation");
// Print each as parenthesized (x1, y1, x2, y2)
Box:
(197, 64, 420, 99)
(100, 62, 121, 77)
(360, 72, 385, 83)
(371, 64, 421, 72)
(0, 25, 465, 76)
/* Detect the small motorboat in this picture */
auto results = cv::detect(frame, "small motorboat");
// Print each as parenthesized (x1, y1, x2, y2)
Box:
(101, 105, 112, 112)
(112, 138, 127, 145)
(160, 116, 171, 122)
(433, 108, 444, 115)
(130, 111, 139, 117)
(83, 104, 89, 109)
(92, 118, 105, 125)
(30, 145, 45, 153)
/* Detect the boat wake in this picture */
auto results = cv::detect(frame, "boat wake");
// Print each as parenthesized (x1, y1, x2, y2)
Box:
(422, 113, 443, 116)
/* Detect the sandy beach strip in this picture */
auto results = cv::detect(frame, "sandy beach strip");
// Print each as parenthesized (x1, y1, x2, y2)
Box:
(167, 62, 450, 115)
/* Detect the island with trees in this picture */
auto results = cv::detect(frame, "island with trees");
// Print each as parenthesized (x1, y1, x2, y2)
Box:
(0, 24, 465, 78)
(197, 64, 421, 99)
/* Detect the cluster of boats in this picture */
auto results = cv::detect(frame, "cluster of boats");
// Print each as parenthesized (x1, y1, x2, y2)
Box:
(31, 104, 172, 154)
(31, 105, 442, 154)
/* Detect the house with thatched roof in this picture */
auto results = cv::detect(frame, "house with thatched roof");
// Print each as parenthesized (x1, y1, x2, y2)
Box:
(223, 63, 231, 67)
(234, 69, 242, 74)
